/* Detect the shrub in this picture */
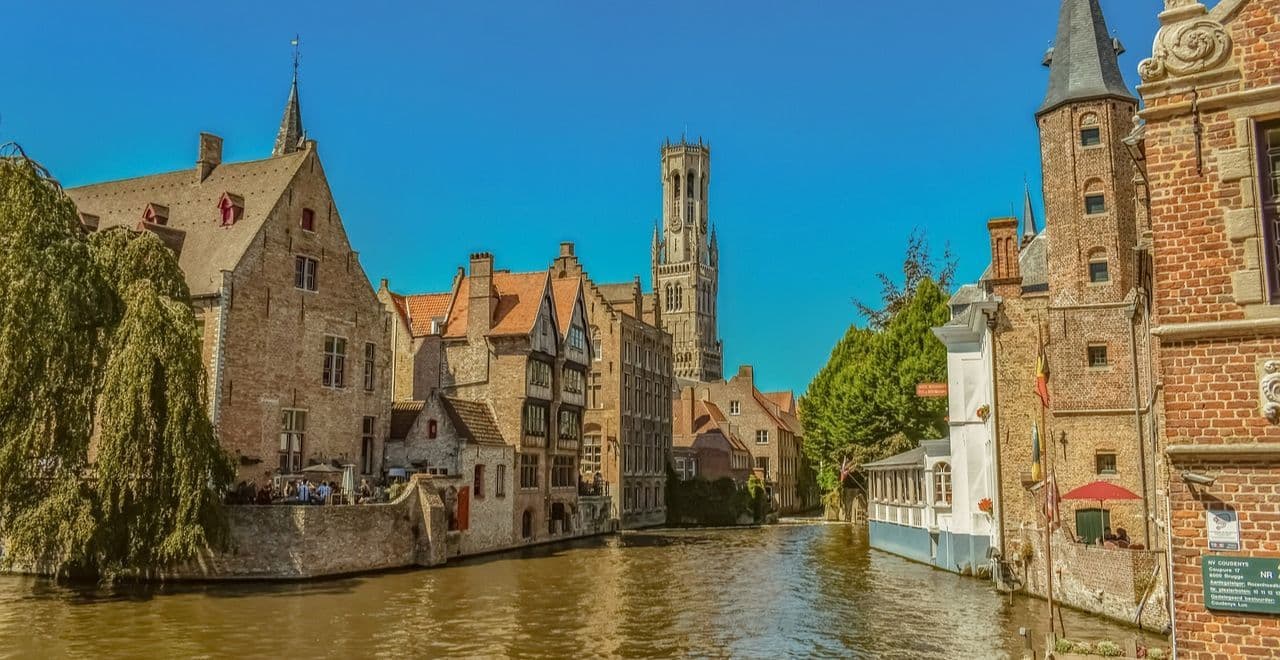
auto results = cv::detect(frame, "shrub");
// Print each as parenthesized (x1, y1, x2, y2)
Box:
(1095, 640, 1122, 657)
(1146, 648, 1167, 660)
(1054, 638, 1076, 654)
(1071, 641, 1094, 655)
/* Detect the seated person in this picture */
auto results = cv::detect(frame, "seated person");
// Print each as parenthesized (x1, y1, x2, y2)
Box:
(1114, 527, 1131, 548)
(1102, 526, 1117, 544)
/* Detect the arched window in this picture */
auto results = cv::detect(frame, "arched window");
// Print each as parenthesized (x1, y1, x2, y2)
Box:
(702, 173, 708, 200)
(665, 284, 673, 311)
(687, 171, 696, 198)
(934, 462, 952, 506)
(675, 284, 683, 310)
(522, 509, 534, 539)
(672, 173, 681, 204)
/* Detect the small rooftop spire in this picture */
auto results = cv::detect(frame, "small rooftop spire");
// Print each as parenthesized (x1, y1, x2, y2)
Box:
(272, 35, 306, 157)
(1022, 179, 1039, 243)
(1038, 0, 1135, 116)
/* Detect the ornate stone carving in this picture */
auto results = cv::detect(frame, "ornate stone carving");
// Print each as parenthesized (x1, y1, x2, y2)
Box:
(1139, 16, 1233, 83)
(1260, 361, 1280, 422)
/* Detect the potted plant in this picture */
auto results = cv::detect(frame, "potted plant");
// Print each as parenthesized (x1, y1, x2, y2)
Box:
(976, 404, 991, 422)
(978, 497, 993, 515)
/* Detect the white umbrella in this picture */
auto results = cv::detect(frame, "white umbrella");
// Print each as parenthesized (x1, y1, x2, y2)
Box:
(342, 464, 356, 504)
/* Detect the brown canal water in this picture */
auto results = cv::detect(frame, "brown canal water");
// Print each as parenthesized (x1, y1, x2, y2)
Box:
(0, 524, 1164, 659)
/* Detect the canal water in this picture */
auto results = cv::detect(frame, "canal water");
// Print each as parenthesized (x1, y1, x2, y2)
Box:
(0, 524, 1163, 658)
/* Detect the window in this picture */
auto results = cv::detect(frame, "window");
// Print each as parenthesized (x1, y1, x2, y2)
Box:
(729, 401, 741, 415)
(359, 416, 376, 474)
(934, 462, 952, 506)
(1088, 344, 1109, 368)
(756, 429, 770, 445)
(363, 342, 376, 391)
(563, 367, 584, 395)
(496, 464, 507, 497)
(474, 464, 485, 499)
(523, 402, 548, 438)
(522, 509, 533, 539)
(1089, 257, 1110, 283)
(552, 455, 575, 488)
(1085, 194, 1107, 215)
(528, 360, 552, 389)
(280, 409, 306, 474)
(1096, 453, 1118, 475)
(558, 408, 581, 441)
(1258, 120, 1280, 300)
(1080, 128, 1101, 147)
(323, 336, 347, 388)
(755, 456, 769, 474)
(519, 454, 539, 489)
(582, 436, 602, 476)
(591, 328, 602, 360)
(301, 208, 316, 232)
(294, 256, 318, 291)
(218, 193, 243, 226)
(427, 419, 438, 439)
(568, 326, 586, 352)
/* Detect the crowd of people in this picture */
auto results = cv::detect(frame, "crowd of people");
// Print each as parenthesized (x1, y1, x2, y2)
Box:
(226, 476, 384, 506)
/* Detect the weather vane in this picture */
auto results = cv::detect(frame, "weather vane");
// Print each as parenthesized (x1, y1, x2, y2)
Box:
(291, 34, 301, 80)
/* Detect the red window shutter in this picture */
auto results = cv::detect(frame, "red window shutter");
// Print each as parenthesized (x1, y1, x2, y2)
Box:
(458, 488, 470, 531)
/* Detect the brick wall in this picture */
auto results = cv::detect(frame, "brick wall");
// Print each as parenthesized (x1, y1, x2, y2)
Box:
(1138, 0, 1280, 656)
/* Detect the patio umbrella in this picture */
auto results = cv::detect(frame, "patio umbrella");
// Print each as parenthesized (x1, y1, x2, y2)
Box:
(1060, 480, 1141, 507)
(342, 464, 356, 504)
(301, 463, 342, 476)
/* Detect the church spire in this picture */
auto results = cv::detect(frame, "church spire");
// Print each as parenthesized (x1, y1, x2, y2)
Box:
(272, 36, 305, 157)
(1038, 0, 1135, 117)
(1022, 180, 1039, 246)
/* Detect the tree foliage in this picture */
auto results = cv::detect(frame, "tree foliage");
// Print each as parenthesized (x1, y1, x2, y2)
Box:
(801, 235, 953, 490)
(854, 228, 955, 330)
(0, 148, 232, 578)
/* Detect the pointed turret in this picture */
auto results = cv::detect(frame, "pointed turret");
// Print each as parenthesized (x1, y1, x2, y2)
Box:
(1038, 0, 1135, 117)
(1021, 182, 1039, 246)
(272, 74, 305, 157)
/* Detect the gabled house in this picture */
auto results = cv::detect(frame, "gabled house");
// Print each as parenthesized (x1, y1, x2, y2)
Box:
(66, 79, 390, 484)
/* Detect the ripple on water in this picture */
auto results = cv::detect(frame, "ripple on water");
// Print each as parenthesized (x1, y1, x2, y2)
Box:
(0, 525, 1165, 659)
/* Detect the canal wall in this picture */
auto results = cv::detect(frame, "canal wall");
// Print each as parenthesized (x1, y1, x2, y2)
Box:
(174, 475, 449, 580)
(869, 520, 991, 575)
(1010, 526, 1169, 632)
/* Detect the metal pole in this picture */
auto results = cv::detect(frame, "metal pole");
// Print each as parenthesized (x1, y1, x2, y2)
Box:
(1129, 302, 1152, 547)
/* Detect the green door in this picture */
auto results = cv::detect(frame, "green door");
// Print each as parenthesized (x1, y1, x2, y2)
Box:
(1075, 508, 1111, 545)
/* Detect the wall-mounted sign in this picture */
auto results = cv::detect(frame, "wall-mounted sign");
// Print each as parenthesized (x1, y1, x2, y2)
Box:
(916, 383, 948, 398)
(1207, 508, 1241, 551)
(1203, 555, 1280, 614)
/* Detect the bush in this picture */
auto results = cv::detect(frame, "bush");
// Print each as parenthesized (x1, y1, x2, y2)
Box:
(666, 468, 759, 526)
(1054, 639, 1076, 654)
(1146, 648, 1167, 660)
(1071, 642, 1094, 655)
(1095, 641, 1122, 657)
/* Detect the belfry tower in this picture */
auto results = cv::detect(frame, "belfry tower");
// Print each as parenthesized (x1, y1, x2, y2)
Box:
(652, 138, 722, 383)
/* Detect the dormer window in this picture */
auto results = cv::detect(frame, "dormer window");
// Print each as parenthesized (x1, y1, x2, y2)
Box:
(78, 212, 100, 233)
(142, 203, 169, 226)
(217, 193, 244, 227)
(301, 208, 316, 232)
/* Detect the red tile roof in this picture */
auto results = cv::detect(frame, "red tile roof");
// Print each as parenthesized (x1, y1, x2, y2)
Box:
(404, 292, 451, 336)
(550, 278, 581, 336)
(441, 271, 551, 339)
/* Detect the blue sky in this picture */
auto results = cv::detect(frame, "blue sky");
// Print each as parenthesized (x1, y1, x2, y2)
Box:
(1, 1, 1159, 394)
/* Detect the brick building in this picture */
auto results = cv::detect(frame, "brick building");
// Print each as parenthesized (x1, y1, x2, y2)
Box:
(672, 387, 752, 484)
(700, 366, 815, 513)
(380, 252, 594, 544)
(1134, 0, 1280, 655)
(550, 243, 673, 529)
(67, 75, 390, 483)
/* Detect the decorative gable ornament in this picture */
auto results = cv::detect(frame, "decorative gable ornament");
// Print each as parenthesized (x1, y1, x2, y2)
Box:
(217, 192, 244, 226)
(1138, 1, 1233, 83)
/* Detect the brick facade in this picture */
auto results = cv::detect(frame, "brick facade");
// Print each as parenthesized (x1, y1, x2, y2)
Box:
(550, 243, 673, 529)
(68, 135, 391, 485)
(1137, 0, 1280, 655)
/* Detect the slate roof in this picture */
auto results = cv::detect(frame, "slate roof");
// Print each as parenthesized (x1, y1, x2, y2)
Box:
(390, 400, 426, 441)
(1038, 0, 1135, 116)
(273, 78, 305, 157)
(977, 233, 1049, 293)
(66, 151, 310, 296)
(440, 397, 505, 445)
(863, 439, 950, 469)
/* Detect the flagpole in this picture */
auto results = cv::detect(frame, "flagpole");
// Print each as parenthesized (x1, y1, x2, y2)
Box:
(1037, 328, 1062, 640)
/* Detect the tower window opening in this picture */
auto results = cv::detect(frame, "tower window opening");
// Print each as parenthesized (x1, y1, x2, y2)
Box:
(1080, 128, 1102, 147)
(1085, 194, 1107, 215)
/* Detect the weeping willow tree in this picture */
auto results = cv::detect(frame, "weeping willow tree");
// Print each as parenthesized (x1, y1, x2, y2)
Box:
(0, 146, 233, 578)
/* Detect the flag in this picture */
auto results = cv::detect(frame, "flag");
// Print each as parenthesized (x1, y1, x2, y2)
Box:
(838, 457, 854, 483)
(1035, 348, 1051, 408)
(1031, 423, 1043, 483)
(1044, 471, 1060, 529)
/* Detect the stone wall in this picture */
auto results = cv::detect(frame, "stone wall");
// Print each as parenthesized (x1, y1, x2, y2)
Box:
(1010, 526, 1169, 631)
(174, 475, 446, 580)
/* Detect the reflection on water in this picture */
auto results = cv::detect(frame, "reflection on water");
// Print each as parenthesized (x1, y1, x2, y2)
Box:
(0, 525, 1164, 658)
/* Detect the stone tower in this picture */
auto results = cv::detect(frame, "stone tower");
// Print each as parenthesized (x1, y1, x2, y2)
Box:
(1038, 0, 1139, 304)
(652, 138, 722, 382)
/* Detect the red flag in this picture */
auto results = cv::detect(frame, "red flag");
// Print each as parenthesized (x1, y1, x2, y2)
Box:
(1035, 348, 1051, 408)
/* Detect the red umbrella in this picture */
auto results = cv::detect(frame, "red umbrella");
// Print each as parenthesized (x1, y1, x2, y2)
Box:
(1061, 480, 1141, 503)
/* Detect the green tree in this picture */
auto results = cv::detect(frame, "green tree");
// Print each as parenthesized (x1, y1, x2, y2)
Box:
(801, 234, 953, 490)
(0, 148, 233, 578)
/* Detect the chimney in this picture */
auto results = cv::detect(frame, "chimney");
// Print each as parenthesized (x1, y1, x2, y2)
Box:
(737, 365, 754, 383)
(560, 242, 575, 258)
(987, 217, 1021, 285)
(197, 133, 223, 182)
(468, 252, 495, 340)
